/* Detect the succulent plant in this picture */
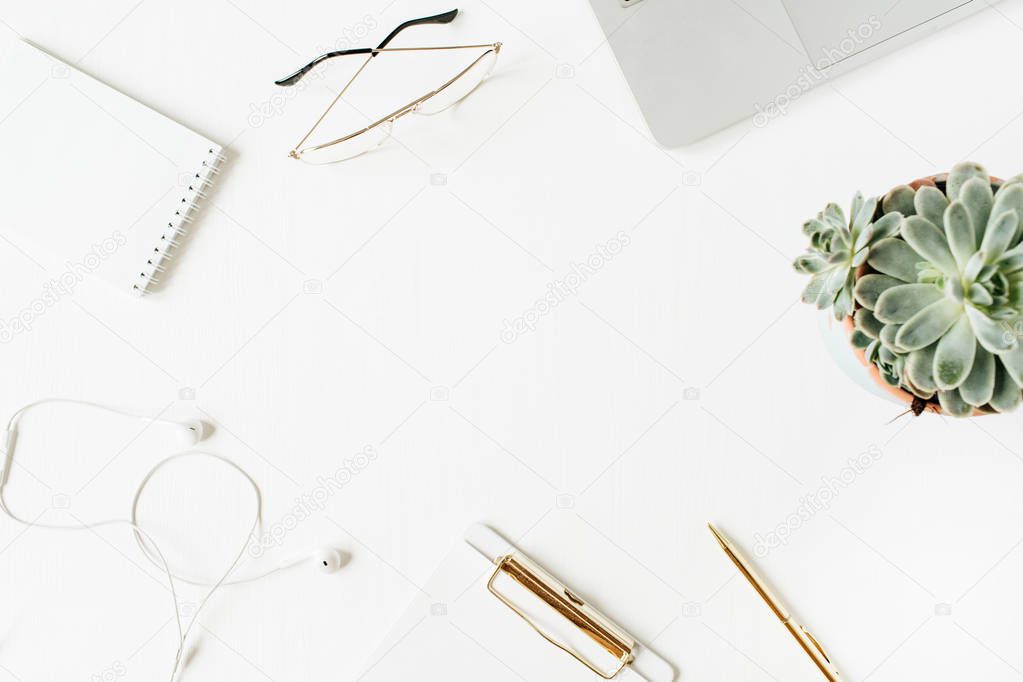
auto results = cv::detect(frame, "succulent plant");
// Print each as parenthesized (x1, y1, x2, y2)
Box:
(796, 162, 1023, 416)
(794, 193, 902, 320)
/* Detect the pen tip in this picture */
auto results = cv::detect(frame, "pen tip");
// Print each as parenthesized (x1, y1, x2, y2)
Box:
(707, 523, 729, 548)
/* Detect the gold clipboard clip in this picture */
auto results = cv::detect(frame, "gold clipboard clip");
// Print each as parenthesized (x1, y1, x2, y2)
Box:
(487, 551, 636, 679)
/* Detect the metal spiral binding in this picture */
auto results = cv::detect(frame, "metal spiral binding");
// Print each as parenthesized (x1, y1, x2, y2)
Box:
(132, 147, 226, 294)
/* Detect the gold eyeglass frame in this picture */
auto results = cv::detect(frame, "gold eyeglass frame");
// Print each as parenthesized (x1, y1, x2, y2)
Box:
(288, 42, 502, 162)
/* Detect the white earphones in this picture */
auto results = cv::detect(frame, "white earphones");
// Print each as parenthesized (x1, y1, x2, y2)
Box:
(175, 418, 205, 445)
(0, 398, 345, 681)
(313, 545, 346, 573)
(0, 399, 206, 492)
(2, 398, 207, 451)
(274, 545, 346, 574)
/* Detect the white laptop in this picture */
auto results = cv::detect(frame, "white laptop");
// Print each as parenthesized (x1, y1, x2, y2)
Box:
(588, 0, 989, 145)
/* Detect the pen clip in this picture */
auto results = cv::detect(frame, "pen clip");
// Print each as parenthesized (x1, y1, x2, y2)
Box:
(800, 625, 834, 665)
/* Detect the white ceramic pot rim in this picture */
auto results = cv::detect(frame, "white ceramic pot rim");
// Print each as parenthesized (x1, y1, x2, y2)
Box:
(817, 311, 905, 406)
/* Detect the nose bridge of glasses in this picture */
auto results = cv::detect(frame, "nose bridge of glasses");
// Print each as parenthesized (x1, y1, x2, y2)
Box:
(394, 104, 418, 120)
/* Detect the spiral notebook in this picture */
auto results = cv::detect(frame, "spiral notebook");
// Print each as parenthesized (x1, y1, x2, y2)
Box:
(0, 29, 224, 296)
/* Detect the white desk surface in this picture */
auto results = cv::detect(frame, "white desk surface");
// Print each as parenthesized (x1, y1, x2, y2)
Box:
(3, 1, 1023, 680)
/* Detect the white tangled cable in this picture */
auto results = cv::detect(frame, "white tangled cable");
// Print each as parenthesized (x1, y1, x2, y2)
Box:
(0, 399, 302, 681)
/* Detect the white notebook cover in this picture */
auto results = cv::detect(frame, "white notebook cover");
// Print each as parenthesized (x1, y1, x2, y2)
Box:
(0, 29, 223, 296)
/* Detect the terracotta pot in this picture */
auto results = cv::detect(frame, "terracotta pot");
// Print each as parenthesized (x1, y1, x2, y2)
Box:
(841, 172, 1003, 416)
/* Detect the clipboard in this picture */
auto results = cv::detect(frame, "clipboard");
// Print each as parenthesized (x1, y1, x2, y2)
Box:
(359, 521, 675, 681)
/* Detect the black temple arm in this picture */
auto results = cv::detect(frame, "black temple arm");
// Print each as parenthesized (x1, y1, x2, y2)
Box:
(274, 9, 459, 87)
(375, 9, 458, 50)
(274, 48, 373, 86)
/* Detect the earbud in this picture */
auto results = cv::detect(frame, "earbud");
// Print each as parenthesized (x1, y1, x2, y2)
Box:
(2, 401, 208, 453)
(276, 545, 346, 574)
(313, 545, 344, 573)
(176, 419, 206, 445)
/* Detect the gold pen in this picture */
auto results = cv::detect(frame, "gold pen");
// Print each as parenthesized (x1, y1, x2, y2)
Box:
(708, 523, 842, 682)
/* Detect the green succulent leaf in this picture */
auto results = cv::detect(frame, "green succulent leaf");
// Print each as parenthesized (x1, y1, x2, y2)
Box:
(946, 277, 965, 303)
(990, 183, 1023, 240)
(803, 218, 827, 237)
(874, 284, 943, 324)
(871, 212, 902, 241)
(852, 193, 878, 232)
(823, 202, 845, 228)
(896, 298, 963, 351)
(849, 192, 865, 226)
(963, 251, 986, 282)
(947, 161, 988, 201)
(959, 345, 995, 407)
(882, 185, 916, 216)
(854, 307, 885, 338)
(965, 305, 1015, 353)
(793, 254, 827, 274)
(852, 224, 874, 252)
(801, 271, 827, 305)
(880, 365, 900, 386)
(914, 186, 949, 228)
(879, 324, 903, 352)
(959, 177, 993, 245)
(933, 316, 976, 389)
(815, 266, 848, 310)
(902, 216, 958, 276)
(864, 337, 879, 360)
(990, 360, 1023, 412)
(850, 330, 872, 349)
(867, 238, 921, 283)
(878, 344, 897, 365)
(938, 388, 972, 416)
(943, 201, 975, 270)
(833, 275, 854, 318)
(980, 210, 1020, 261)
(998, 243, 1023, 273)
(977, 264, 998, 282)
(968, 283, 994, 307)
(997, 342, 1023, 387)
(854, 274, 902, 309)
(906, 344, 938, 393)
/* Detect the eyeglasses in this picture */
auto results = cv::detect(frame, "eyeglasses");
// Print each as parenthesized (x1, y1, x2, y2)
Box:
(275, 9, 501, 164)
